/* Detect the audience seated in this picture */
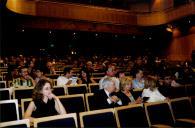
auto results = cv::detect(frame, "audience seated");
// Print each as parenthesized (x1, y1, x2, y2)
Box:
(13, 66, 35, 88)
(84, 61, 94, 77)
(99, 65, 119, 90)
(57, 67, 78, 87)
(116, 76, 142, 106)
(115, 70, 126, 80)
(0, 55, 195, 127)
(94, 77, 122, 109)
(27, 61, 36, 79)
(78, 68, 96, 85)
(24, 79, 66, 123)
(142, 77, 168, 103)
(132, 68, 145, 89)
(45, 61, 56, 75)
(34, 67, 50, 84)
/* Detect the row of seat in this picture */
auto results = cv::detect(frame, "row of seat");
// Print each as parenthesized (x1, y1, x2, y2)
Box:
(0, 96, 195, 127)
(0, 83, 100, 101)
(1, 83, 195, 104)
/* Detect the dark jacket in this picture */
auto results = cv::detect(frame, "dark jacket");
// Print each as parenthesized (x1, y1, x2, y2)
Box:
(116, 90, 136, 106)
(94, 89, 121, 110)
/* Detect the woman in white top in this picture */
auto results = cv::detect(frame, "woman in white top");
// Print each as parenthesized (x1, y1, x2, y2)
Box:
(142, 77, 166, 103)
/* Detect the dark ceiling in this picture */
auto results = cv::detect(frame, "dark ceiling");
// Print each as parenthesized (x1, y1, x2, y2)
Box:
(0, 0, 194, 57)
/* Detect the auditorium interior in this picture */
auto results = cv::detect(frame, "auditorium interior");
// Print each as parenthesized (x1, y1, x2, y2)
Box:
(0, 0, 195, 127)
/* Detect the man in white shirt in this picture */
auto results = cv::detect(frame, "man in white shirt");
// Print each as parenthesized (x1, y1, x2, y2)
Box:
(57, 67, 77, 87)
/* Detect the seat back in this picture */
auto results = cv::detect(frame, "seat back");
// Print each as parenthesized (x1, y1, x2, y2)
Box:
(0, 99, 19, 122)
(145, 101, 174, 126)
(45, 74, 59, 79)
(93, 77, 101, 83)
(13, 87, 33, 104)
(52, 79, 57, 86)
(132, 88, 143, 99)
(115, 104, 149, 127)
(0, 81, 6, 88)
(67, 84, 87, 95)
(21, 98, 32, 118)
(80, 108, 118, 127)
(34, 113, 77, 127)
(169, 86, 187, 98)
(85, 93, 97, 111)
(170, 97, 193, 119)
(186, 84, 195, 96)
(92, 73, 105, 77)
(0, 76, 3, 81)
(0, 119, 30, 128)
(58, 94, 86, 113)
(0, 88, 11, 100)
(190, 96, 195, 112)
(88, 83, 99, 93)
(53, 86, 66, 96)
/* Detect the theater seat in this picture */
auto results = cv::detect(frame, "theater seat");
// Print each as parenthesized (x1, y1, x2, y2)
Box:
(115, 104, 149, 127)
(170, 97, 195, 127)
(67, 84, 87, 95)
(0, 119, 30, 128)
(144, 101, 175, 127)
(88, 83, 99, 93)
(0, 99, 19, 122)
(79, 108, 118, 127)
(34, 113, 77, 127)
(0, 88, 11, 100)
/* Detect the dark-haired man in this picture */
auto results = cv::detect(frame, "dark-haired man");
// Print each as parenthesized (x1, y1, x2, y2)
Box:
(57, 67, 77, 87)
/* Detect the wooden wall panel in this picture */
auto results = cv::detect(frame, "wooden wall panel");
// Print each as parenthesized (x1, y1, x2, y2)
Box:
(6, 0, 195, 29)
(6, 0, 36, 15)
(166, 28, 195, 61)
(137, 3, 194, 26)
(151, 0, 173, 12)
(35, 1, 136, 25)
(129, 3, 150, 13)
(17, 17, 142, 34)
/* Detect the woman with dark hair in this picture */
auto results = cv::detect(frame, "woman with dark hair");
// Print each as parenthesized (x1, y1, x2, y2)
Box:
(78, 68, 96, 85)
(24, 79, 66, 123)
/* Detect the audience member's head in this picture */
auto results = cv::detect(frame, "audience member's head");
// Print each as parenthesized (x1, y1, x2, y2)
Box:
(19, 66, 30, 79)
(106, 65, 117, 77)
(32, 79, 53, 101)
(144, 77, 157, 91)
(86, 61, 93, 69)
(163, 75, 172, 85)
(133, 68, 144, 79)
(63, 67, 73, 78)
(102, 77, 116, 93)
(120, 76, 133, 91)
(34, 67, 46, 79)
(79, 68, 90, 79)
(116, 70, 125, 79)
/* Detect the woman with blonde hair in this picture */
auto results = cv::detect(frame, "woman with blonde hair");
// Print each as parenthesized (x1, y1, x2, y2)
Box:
(117, 76, 142, 106)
